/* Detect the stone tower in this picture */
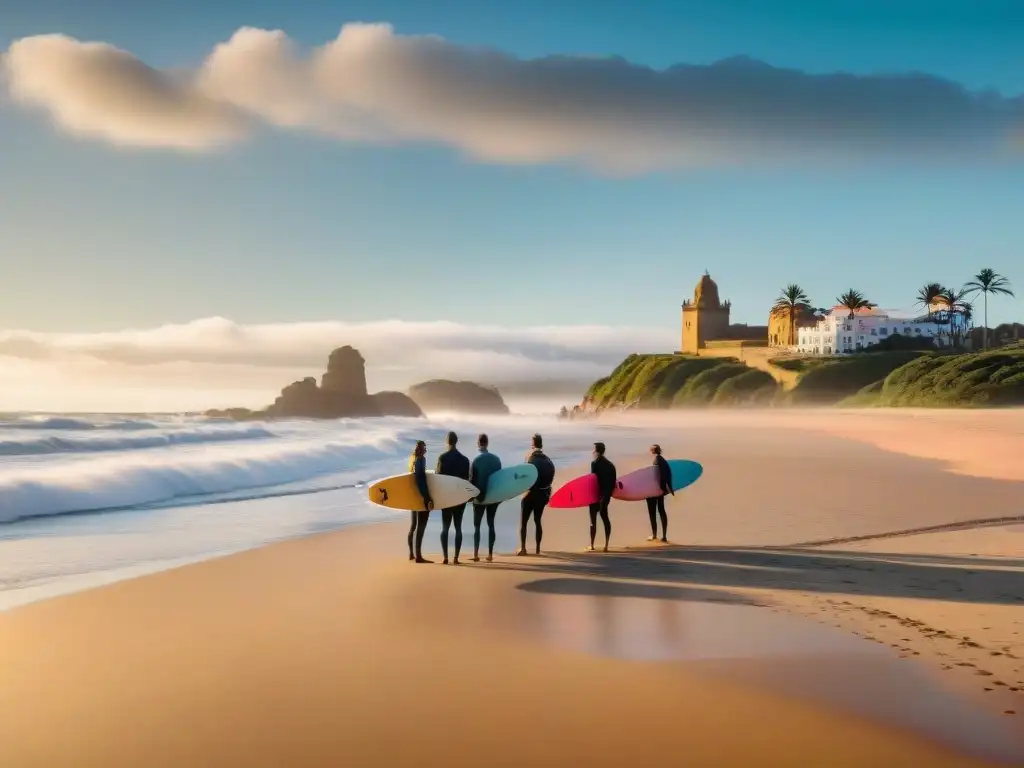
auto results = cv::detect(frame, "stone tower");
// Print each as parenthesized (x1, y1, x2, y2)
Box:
(681, 271, 731, 353)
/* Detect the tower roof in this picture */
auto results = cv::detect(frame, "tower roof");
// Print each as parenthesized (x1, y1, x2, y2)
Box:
(693, 271, 722, 308)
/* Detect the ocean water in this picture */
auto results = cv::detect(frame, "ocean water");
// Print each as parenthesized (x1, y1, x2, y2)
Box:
(0, 412, 599, 611)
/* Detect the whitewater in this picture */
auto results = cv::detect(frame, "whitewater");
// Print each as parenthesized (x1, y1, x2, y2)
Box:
(0, 412, 605, 611)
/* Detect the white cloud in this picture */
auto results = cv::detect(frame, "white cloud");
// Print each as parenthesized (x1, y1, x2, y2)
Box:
(2, 34, 245, 149)
(4, 23, 1022, 171)
(0, 317, 675, 412)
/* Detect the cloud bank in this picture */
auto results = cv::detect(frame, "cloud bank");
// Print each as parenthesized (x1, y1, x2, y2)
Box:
(4, 23, 1023, 171)
(0, 317, 675, 412)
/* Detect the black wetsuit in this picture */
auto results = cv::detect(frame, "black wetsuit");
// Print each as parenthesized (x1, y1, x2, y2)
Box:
(645, 455, 673, 540)
(436, 447, 471, 562)
(589, 455, 616, 549)
(521, 449, 556, 554)
(471, 449, 502, 559)
(408, 455, 432, 561)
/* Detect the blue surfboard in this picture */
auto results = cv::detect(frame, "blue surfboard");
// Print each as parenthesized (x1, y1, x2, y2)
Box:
(478, 463, 538, 505)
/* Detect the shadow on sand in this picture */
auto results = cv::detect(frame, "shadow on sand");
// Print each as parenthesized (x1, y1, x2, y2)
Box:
(487, 544, 1024, 607)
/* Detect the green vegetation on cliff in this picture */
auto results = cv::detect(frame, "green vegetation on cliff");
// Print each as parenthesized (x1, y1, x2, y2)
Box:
(585, 354, 778, 409)
(586, 345, 1024, 411)
(842, 345, 1024, 407)
(780, 351, 928, 405)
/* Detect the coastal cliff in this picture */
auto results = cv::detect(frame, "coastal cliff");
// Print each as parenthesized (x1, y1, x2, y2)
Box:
(576, 344, 1024, 412)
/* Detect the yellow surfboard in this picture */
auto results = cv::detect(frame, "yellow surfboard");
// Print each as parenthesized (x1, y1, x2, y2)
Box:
(367, 471, 480, 511)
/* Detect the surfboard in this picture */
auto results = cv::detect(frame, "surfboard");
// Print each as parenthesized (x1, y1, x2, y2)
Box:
(611, 459, 704, 501)
(367, 471, 479, 512)
(548, 472, 600, 509)
(477, 463, 538, 505)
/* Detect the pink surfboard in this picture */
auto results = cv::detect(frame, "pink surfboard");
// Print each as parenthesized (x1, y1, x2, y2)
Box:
(612, 459, 703, 501)
(548, 473, 600, 508)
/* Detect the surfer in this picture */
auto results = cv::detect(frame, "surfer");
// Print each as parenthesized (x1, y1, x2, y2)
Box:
(436, 431, 471, 565)
(520, 434, 556, 556)
(588, 442, 616, 552)
(645, 443, 674, 542)
(470, 433, 502, 562)
(408, 440, 434, 563)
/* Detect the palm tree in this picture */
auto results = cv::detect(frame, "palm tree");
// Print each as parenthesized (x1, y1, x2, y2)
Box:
(964, 269, 1014, 349)
(915, 282, 946, 322)
(939, 286, 972, 349)
(772, 284, 811, 345)
(836, 289, 875, 318)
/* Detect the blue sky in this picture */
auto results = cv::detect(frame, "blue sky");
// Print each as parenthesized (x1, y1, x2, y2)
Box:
(2, 0, 1023, 337)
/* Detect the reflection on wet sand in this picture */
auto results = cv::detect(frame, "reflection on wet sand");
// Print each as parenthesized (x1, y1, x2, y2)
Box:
(514, 582, 1024, 764)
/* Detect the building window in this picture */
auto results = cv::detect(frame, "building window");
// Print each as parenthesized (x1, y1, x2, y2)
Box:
(870, 329, 877, 336)
(879, 328, 888, 336)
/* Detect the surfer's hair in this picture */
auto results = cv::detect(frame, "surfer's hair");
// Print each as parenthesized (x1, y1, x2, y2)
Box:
(651, 444, 662, 455)
(478, 433, 489, 447)
(414, 440, 426, 452)
(594, 442, 606, 455)
(446, 431, 458, 446)
(532, 433, 543, 449)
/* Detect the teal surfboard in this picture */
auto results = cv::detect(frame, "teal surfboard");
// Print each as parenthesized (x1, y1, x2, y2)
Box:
(478, 463, 538, 505)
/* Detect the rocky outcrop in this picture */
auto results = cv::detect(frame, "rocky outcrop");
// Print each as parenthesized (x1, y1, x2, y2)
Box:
(205, 346, 424, 420)
(407, 380, 510, 415)
(371, 391, 424, 418)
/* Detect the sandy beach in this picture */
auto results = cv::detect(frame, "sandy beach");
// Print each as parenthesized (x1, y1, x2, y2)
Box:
(1, 409, 1023, 767)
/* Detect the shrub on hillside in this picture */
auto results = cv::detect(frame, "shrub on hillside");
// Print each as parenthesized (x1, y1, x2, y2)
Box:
(622, 355, 687, 405)
(649, 357, 731, 408)
(785, 351, 928, 405)
(711, 369, 779, 406)
(672, 362, 749, 407)
(769, 357, 811, 372)
(875, 348, 1024, 406)
(862, 333, 938, 352)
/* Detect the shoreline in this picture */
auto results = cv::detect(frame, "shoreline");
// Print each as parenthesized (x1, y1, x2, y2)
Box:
(2, 410, 1023, 765)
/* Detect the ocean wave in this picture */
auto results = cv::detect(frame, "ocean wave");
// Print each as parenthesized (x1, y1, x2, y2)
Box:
(0, 421, 436, 524)
(0, 426, 276, 456)
(0, 415, 161, 431)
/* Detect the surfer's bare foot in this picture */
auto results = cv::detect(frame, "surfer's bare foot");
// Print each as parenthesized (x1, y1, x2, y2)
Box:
(486, 555, 493, 562)
(517, 549, 527, 556)
(647, 536, 657, 541)
(415, 557, 432, 564)
(472, 554, 480, 562)
(660, 537, 668, 543)
(442, 559, 449, 565)
(585, 546, 596, 552)
(603, 545, 609, 553)
(408, 554, 415, 561)
(453, 558, 460, 565)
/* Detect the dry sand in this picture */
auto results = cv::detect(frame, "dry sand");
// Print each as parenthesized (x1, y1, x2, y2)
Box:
(1, 408, 1023, 767)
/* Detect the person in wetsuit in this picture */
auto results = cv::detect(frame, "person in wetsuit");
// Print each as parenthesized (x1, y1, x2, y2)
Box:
(520, 434, 556, 556)
(470, 433, 502, 562)
(645, 443, 674, 542)
(436, 431, 471, 565)
(588, 442, 616, 552)
(408, 440, 434, 563)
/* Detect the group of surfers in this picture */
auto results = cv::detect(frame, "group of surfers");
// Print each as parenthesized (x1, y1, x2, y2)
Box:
(406, 432, 675, 564)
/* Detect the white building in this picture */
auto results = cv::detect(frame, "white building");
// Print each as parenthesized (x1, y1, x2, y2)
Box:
(795, 307, 948, 356)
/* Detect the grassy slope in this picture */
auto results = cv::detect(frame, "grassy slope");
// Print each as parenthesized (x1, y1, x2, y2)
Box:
(585, 354, 778, 409)
(585, 346, 1024, 410)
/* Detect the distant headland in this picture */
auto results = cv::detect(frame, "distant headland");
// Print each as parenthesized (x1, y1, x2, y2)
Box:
(206, 346, 509, 420)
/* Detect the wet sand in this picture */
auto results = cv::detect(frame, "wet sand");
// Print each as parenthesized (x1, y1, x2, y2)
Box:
(1, 409, 1023, 766)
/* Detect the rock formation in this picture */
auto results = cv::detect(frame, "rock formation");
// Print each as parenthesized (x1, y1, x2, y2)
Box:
(407, 380, 510, 415)
(205, 346, 423, 420)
